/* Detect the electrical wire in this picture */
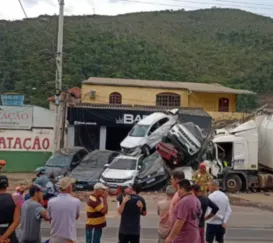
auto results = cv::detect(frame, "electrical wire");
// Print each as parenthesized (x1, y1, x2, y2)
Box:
(18, 0, 28, 18)
(118, 0, 273, 11)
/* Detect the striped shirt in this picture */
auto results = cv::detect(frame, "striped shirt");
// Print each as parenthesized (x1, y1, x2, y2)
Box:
(86, 194, 106, 229)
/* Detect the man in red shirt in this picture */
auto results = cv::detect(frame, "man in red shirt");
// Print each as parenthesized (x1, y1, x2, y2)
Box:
(166, 179, 202, 243)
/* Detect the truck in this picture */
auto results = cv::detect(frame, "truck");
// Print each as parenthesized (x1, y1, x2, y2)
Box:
(207, 112, 273, 193)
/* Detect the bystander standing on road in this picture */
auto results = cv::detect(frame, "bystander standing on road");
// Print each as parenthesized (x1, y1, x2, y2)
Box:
(117, 184, 147, 243)
(0, 175, 20, 243)
(47, 177, 81, 243)
(86, 183, 109, 243)
(206, 180, 232, 243)
(166, 179, 202, 243)
(192, 162, 212, 196)
(169, 169, 185, 224)
(192, 184, 219, 243)
(20, 184, 49, 243)
(157, 185, 176, 243)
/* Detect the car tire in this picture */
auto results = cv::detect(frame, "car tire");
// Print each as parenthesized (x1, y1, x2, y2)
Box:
(141, 145, 150, 156)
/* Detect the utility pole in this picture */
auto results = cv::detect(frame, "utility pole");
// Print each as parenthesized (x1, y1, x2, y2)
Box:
(60, 91, 69, 148)
(54, 0, 65, 151)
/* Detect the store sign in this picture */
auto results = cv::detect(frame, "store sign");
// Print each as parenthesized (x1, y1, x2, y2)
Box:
(116, 114, 148, 125)
(0, 129, 53, 151)
(0, 106, 33, 129)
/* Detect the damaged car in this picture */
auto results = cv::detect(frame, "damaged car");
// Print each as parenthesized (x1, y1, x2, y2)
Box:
(120, 112, 178, 156)
(69, 150, 119, 191)
(136, 152, 170, 190)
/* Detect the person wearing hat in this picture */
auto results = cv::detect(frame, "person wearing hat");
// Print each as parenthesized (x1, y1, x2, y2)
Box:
(86, 182, 109, 243)
(47, 177, 81, 243)
(192, 162, 212, 196)
(0, 175, 20, 243)
(20, 184, 49, 243)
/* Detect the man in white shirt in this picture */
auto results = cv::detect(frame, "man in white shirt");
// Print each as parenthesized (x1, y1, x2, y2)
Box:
(206, 180, 232, 243)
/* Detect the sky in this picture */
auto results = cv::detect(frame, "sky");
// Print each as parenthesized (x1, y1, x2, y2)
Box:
(0, 0, 273, 20)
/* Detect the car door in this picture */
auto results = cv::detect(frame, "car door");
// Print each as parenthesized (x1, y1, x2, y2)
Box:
(148, 118, 170, 147)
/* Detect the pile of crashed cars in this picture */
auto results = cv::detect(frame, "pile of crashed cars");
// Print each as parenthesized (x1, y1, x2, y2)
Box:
(41, 109, 210, 192)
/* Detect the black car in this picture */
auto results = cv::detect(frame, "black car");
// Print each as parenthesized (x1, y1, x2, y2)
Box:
(136, 152, 170, 190)
(70, 150, 119, 191)
(43, 147, 88, 177)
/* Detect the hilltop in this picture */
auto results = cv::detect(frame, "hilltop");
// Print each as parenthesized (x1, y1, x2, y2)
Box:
(0, 8, 272, 108)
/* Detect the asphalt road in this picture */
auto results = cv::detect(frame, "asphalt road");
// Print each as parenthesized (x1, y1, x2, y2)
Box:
(41, 227, 273, 242)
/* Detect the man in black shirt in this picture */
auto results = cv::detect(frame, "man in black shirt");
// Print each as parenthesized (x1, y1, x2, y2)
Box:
(116, 184, 147, 243)
(192, 184, 219, 243)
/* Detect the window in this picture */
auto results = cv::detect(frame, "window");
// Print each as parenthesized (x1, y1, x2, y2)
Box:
(218, 98, 229, 112)
(156, 93, 180, 107)
(158, 117, 169, 126)
(109, 92, 122, 104)
(148, 122, 160, 135)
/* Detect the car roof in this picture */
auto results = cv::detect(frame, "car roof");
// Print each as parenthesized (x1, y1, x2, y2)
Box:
(138, 112, 168, 125)
(55, 147, 86, 156)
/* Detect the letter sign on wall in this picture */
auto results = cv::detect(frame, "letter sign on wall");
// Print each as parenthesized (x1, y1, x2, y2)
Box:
(0, 106, 33, 129)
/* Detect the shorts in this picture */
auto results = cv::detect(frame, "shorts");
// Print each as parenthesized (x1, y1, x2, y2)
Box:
(206, 224, 226, 243)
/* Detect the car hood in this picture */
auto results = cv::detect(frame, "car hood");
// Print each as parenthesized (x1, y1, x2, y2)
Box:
(45, 166, 69, 177)
(70, 169, 102, 182)
(102, 169, 136, 179)
(120, 136, 145, 149)
(138, 158, 164, 179)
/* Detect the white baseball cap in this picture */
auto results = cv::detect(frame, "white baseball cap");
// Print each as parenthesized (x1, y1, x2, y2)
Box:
(93, 183, 108, 190)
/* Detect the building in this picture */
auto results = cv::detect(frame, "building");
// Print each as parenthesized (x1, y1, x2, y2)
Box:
(0, 93, 55, 172)
(81, 77, 255, 120)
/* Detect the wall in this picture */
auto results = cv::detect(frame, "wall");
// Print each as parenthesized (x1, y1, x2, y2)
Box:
(81, 84, 189, 107)
(188, 92, 236, 112)
(0, 129, 54, 172)
(208, 112, 250, 121)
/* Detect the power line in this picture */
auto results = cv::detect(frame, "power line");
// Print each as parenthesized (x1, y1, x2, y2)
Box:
(18, 0, 28, 18)
(119, 0, 273, 11)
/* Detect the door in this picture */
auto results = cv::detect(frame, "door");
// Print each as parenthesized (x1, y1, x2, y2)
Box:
(232, 141, 247, 170)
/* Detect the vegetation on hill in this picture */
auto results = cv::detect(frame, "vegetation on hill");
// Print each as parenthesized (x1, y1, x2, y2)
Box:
(0, 8, 272, 109)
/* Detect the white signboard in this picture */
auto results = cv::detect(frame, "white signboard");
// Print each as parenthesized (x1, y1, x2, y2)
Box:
(0, 129, 54, 152)
(0, 106, 33, 129)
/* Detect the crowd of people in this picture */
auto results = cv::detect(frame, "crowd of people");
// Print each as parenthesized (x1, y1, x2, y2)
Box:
(0, 162, 232, 243)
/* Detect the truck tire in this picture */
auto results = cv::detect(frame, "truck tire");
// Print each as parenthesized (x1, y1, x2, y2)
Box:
(225, 174, 242, 193)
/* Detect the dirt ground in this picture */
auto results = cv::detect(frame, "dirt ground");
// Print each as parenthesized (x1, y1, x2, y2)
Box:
(4, 173, 273, 210)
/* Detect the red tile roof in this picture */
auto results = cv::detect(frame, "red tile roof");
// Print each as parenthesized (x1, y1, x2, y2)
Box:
(48, 87, 81, 101)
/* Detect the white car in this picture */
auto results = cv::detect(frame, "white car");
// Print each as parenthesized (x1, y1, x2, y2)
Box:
(120, 112, 177, 156)
(168, 122, 205, 156)
(100, 154, 144, 189)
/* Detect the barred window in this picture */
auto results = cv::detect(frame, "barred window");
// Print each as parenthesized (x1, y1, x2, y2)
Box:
(218, 98, 229, 112)
(109, 92, 122, 104)
(156, 93, 180, 107)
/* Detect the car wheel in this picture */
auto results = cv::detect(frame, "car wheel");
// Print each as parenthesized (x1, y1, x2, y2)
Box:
(141, 145, 150, 156)
(225, 174, 242, 193)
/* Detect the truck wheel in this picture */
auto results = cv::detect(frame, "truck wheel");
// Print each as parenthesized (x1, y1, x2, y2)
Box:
(141, 145, 150, 156)
(225, 174, 242, 193)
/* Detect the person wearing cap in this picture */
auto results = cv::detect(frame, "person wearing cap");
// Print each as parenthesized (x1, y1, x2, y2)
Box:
(47, 177, 81, 243)
(20, 184, 49, 243)
(34, 167, 49, 189)
(192, 184, 219, 243)
(86, 182, 109, 243)
(0, 175, 20, 243)
(192, 162, 212, 196)
(206, 180, 232, 243)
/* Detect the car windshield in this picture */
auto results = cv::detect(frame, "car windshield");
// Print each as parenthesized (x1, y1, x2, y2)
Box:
(45, 154, 71, 167)
(75, 151, 115, 171)
(109, 158, 137, 170)
(129, 125, 149, 137)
